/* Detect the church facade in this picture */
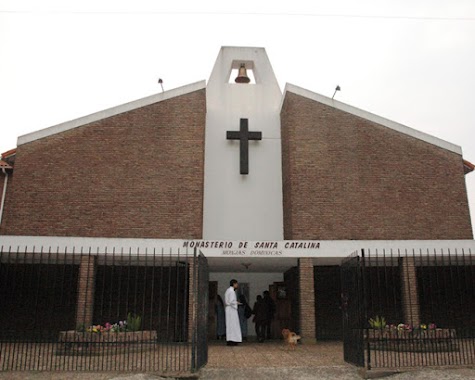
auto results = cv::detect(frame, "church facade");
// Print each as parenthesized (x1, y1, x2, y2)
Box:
(0, 47, 474, 343)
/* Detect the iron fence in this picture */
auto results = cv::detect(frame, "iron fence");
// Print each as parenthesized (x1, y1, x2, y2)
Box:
(193, 254, 209, 371)
(342, 247, 475, 370)
(341, 251, 366, 367)
(0, 244, 209, 373)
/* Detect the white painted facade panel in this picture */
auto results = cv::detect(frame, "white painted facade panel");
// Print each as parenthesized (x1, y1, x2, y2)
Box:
(203, 47, 284, 241)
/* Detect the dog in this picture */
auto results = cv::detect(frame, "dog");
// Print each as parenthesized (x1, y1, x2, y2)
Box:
(282, 328, 301, 349)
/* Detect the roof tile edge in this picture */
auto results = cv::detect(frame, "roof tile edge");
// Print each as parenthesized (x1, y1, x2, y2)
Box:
(17, 80, 207, 146)
(282, 83, 462, 155)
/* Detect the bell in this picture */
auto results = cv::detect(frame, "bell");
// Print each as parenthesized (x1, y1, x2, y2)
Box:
(235, 64, 250, 84)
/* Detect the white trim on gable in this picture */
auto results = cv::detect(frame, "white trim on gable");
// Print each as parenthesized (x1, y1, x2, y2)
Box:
(18, 80, 207, 146)
(282, 83, 462, 155)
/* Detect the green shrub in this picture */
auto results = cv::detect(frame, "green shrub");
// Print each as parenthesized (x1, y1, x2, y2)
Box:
(127, 313, 142, 332)
(369, 316, 387, 329)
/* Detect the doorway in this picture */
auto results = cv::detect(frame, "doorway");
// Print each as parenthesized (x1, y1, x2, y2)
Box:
(207, 272, 295, 340)
(314, 266, 343, 340)
(268, 281, 292, 338)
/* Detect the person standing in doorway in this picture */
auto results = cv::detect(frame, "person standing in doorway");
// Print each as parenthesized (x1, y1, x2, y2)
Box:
(263, 290, 276, 339)
(224, 279, 242, 346)
(252, 295, 267, 343)
(237, 294, 252, 341)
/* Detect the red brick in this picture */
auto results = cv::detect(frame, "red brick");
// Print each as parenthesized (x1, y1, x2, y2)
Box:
(76, 255, 97, 327)
(400, 257, 421, 326)
(298, 258, 316, 342)
(0, 89, 206, 239)
(281, 92, 473, 240)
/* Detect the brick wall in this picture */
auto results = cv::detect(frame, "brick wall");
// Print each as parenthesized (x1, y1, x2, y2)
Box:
(281, 92, 473, 240)
(76, 255, 97, 328)
(0, 89, 206, 238)
(298, 258, 316, 342)
(400, 257, 421, 326)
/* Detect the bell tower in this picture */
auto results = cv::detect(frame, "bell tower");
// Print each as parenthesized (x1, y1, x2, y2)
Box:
(203, 47, 284, 240)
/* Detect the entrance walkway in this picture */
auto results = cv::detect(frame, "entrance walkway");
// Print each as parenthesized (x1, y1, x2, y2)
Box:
(203, 340, 475, 380)
(207, 340, 345, 368)
(203, 340, 359, 379)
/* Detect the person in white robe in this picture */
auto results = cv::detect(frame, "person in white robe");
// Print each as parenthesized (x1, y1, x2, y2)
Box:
(224, 279, 242, 345)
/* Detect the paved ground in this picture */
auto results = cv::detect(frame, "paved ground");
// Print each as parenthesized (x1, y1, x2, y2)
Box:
(1, 366, 474, 379)
(202, 340, 475, 379)
(206, 340, 345, 368)
(200, 367, 475, 380)
(0, 340, 474, 379)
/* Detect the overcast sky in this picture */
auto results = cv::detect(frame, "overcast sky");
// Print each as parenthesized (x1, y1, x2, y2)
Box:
(1, 0, 475, 233)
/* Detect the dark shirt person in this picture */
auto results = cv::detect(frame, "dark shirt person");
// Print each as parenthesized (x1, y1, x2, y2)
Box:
(252, 295, 267, 343)
(262, 291, 276, 339)
(237, 294, 252, 340)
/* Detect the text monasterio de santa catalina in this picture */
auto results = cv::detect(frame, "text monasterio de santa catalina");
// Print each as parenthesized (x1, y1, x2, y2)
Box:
(182, 240, 321, 256)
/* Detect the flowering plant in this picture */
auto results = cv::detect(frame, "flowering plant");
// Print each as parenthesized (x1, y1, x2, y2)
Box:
(368, 317, 437, 332)
(383, 322, 437, 332)
(79, 313, 143, 334)
(86, 320, 128, 333)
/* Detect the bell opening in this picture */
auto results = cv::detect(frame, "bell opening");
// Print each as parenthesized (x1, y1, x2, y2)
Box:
(228, 62, 256, 84)
(235, 64, 250, 83)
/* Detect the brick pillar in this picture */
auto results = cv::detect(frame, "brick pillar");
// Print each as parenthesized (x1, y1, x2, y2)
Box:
(76, 255, 97, 328)
(188, 258, 197, 342)
(298, 258, 317, 344)
(400, 257, 421, 327)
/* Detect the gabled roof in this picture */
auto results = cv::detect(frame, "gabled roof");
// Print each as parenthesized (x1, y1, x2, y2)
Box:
(17, 81, 206, 146)
(1, 149, 16, 159)
(282, 83, 462, 156)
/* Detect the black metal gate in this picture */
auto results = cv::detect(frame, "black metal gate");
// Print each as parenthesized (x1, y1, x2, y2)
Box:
(341, 247, 475, 370)
(341, 251, 366, 367)
(192, 253, 209, 371)
(0, 243, 209, 373)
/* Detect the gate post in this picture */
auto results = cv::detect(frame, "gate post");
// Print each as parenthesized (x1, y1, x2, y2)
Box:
(76, 254, 97, 328)
(298, 258, 317, 344)
(188, 255, 197, 343)
(400, 256, 421, 327)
